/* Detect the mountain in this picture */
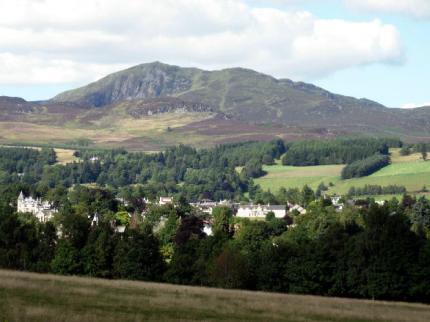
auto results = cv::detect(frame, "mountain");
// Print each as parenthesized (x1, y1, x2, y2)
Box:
(1, 62, 430, 150)
(52, 62, 430, 132)
(52, 62, 389, 124)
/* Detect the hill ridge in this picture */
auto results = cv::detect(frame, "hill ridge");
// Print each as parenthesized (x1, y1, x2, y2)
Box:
(1, 62, 430, 149)
(51, 61, 393, 126)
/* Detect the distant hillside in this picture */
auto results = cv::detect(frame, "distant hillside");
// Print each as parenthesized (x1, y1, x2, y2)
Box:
(1, 62, 430, 149)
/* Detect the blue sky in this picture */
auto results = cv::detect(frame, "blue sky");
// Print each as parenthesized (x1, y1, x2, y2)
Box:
(0, 0, 428, 108)
(295, 0, 430, 107)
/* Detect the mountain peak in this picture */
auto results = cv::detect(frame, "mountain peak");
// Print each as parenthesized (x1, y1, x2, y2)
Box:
(51, 61, 391, 126)
(52, 61, 200, 107)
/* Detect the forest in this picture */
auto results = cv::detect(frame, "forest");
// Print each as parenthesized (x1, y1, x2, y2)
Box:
(0, 140, 286, 202)
(281, 137, 399, 166)
(0, 139, 430, 303)
(341, 153, 390, 179)
(1, 190, 430, 302)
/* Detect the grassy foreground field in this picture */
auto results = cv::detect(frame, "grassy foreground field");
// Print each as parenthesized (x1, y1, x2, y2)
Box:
(255, 149, 430, 197)
(1, 270, 430, 322)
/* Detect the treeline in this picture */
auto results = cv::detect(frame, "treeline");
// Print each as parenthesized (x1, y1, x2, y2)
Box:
(282, 137, 399, 166)
(2, 191, 430, 303)
(208, 140, 286, 166)
(400, 142, 428, 160)
(341, 154, 390, 179)
(0, 147, 56, 184)
(348, 184, 407, 196)
(0, 140, 286, 201)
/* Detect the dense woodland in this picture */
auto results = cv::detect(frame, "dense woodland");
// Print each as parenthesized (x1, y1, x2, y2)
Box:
(282, 137, 399, 166)
(0, 139, 430, 303)
(1, 191, 430, 302)
(0, 140, 286, 202)
(341, 153, 390, 179)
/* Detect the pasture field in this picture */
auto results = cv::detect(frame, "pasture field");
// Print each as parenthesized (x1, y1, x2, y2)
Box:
(1, 269, 430, 322)
(256, 164, 343, 192)
(54, 148, 79, 164)
(255, 149, 430, 196)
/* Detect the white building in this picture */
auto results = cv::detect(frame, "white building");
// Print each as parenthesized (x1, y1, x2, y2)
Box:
(159, 196, 173, 205)
(288, 203, 307, 215)
(90, 212, 100, 227)
(17, 191, 57, 222)
(190, 199, 219, 215)
(236, 204, 286, 219)
(203, 223, 213, 236)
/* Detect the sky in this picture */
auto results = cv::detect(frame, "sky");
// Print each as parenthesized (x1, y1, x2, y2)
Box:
(0, 0, 428, 108)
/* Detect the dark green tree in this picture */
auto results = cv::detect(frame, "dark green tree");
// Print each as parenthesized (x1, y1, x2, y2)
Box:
(113, 226, 165, 281)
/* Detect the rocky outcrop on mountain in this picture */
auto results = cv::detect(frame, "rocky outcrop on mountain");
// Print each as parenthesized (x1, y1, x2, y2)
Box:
(43, 61, 430, 137)
(122, 97, 214, 118)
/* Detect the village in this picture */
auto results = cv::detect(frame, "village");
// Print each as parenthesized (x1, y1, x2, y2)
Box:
(17, 191, 348, 235)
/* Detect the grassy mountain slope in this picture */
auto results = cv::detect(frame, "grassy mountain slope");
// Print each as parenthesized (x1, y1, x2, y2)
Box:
(52, 62, 430, 137)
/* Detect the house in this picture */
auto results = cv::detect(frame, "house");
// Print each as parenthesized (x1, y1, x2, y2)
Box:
(203, 223, 213, 236)
(159, 196, 173, 205)
(287, 203, 307, 215)
(115, 197, 130, 207)
(17, 191, 57, 222)
(236, 204, 286, 219)
(90, 212, 100, 227)
(115, 225, 126, 234)
(329, 195, 344, 212)
(330, 196, 342, 205)
(190, 199, 218, 215)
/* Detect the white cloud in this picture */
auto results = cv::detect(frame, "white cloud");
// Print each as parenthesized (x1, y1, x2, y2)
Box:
(401, 102, 430, 109)
(346, 0, 430, 18)
(0, 0, 404, 86)
(0, 53, 128, 85)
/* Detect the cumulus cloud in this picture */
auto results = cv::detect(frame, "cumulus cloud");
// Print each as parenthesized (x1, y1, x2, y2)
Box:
(346, 0, 430, 18)
(0, 0, 404, 85)
(0, 53, 128, 85)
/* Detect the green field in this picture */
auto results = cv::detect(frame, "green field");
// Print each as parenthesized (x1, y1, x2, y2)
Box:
(1, 269, 430, 322)
(255, 149, 430, 196)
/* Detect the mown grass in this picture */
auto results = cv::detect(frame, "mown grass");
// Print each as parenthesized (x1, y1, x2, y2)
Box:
(256, 164, 342, 192)
(255, 150, 430, 196)
(54, 148, 79, 164)
(1, 269, 430, 322)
